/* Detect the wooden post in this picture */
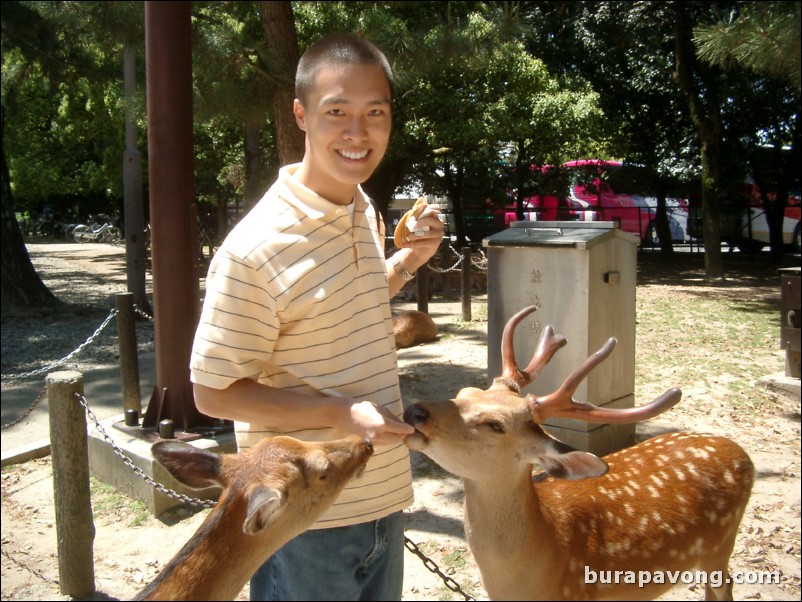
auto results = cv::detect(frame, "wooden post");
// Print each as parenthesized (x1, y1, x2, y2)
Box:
(461, 247, 472, 322)
(116, 292, 141, 414)
(416, 263, 429, 313)
(47, 371, 95, 598)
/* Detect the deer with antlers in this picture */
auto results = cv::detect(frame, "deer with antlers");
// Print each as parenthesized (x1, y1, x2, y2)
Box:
(135, 434, 373, 601)
(403, 305, 754, 601)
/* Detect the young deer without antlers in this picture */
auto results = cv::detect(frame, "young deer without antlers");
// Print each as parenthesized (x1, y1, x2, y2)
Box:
(404, 305, 754, 601)
(134, 434, 373, 601)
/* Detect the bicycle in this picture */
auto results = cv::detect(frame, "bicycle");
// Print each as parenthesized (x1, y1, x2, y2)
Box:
(71, 221, 123, 244)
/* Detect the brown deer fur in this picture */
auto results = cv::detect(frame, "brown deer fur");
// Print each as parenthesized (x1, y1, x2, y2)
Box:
(135, 435, 373, 601)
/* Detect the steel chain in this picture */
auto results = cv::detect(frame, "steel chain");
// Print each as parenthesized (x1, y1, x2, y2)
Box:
(134, 305, 154, 321)
(1, 386, 47, 430)
(1, 547, 59, 586)
(428, 244, 488, 275)
(403, 536, 477, 600)
(0, 308, 118, 382)
(74, 391, 215, 509)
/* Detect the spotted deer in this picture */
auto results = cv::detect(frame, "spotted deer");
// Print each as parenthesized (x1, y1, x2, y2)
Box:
(135, 435, 373, 601)
(403, 305, 754, 601)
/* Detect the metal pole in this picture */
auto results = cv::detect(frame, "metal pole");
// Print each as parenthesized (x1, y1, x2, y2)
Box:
(144, 1, 211, 430)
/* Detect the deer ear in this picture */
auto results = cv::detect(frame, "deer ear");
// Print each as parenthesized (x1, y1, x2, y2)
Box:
(151, 441, 224, 489)
(243, 486, 283, 534)
(537, 440, 609, 480)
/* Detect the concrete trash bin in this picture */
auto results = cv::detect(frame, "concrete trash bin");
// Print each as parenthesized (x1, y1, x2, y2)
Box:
(483, 221, 639, 456)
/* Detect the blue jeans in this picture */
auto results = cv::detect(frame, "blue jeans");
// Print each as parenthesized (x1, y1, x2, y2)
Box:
(249, 512, 405, 601)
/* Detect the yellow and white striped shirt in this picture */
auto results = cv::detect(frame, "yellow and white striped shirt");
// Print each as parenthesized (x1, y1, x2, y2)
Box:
(190, 164, 413, 528)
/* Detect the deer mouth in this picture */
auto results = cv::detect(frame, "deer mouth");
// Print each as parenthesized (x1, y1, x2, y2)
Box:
(403, 429, 429, 451)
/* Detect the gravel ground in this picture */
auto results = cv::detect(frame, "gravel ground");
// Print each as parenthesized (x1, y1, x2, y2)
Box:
(1, 242, 155, 381)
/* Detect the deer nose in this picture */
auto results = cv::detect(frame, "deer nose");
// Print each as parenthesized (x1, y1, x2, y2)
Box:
(403, 404, 429, 426)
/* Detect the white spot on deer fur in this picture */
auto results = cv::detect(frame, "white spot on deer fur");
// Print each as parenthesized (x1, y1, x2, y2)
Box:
(650, 474, 664, 487)
(686, 463, 699, 478)
(675, 450, 687, 460)
(648, 485, 660, 498)
(652, 511, 662, 523)
(706, 509, 719, 523)
(624, 502, 635, 516)
(639, 516, 650, 532)
(724, 469, 736, 484)
(704, 445, 717, 453)
(690, 447, 711, 460)
(689, 537, 705, 556)
(630, 481, 641, 491)
(672, 467, 687, 481)
(606, 539, 629, 555)
(677, 494, 689, 506)
(623, 484, 635, 497)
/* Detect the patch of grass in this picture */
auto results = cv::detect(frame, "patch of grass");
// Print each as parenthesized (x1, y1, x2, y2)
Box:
(441, 546, 469, 569)
(635, 277, 783, 412)
(90, 478, 150, 527)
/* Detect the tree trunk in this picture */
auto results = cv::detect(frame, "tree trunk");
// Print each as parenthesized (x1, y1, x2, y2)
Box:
(674, 5, 723, 279)
(1, 110, 59, 310)
(654, 190, 674, 255)
(260, 1, 304, 166)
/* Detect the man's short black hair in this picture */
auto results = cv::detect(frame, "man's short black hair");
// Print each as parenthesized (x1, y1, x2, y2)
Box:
(295, 32, 394, 105)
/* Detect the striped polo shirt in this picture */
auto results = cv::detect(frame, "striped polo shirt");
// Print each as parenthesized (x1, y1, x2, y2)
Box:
(190, 164, 413, 528)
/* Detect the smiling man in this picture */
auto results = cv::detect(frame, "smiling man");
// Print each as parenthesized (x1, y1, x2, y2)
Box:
(189, 33, 444, 601)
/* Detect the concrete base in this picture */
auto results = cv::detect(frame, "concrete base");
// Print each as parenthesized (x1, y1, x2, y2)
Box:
(87, 414, 237, 517)
(756, 372, 801, 402)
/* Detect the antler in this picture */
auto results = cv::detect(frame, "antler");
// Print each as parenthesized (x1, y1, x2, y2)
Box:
(499, 306, 567, 390)
(527, 336, 682, 423)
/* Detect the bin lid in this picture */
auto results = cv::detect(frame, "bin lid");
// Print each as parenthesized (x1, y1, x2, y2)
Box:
(483, 221, 639, 249)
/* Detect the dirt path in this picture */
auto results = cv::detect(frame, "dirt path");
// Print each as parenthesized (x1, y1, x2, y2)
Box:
(2, 243, 800, 601)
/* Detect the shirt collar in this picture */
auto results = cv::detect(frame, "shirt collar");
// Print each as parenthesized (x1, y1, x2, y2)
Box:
(275, 163, 369, 220)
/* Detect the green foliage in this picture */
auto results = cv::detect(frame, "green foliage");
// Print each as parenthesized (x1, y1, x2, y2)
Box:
(694, 0, 801, 91)
(1, 0, 798, 253)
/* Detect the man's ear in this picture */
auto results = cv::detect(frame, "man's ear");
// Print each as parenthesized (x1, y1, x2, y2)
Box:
(293, 99, 307, 132)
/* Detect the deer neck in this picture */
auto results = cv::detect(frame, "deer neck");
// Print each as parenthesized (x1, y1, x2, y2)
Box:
(137, 495, 286, 601)
(462, 467, 558, 600)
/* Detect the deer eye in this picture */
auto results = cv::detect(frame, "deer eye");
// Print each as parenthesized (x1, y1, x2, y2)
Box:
(484, 421, 505, 434)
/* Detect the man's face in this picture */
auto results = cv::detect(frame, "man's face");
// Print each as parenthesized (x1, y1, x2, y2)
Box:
(293, 63, 392, 205)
